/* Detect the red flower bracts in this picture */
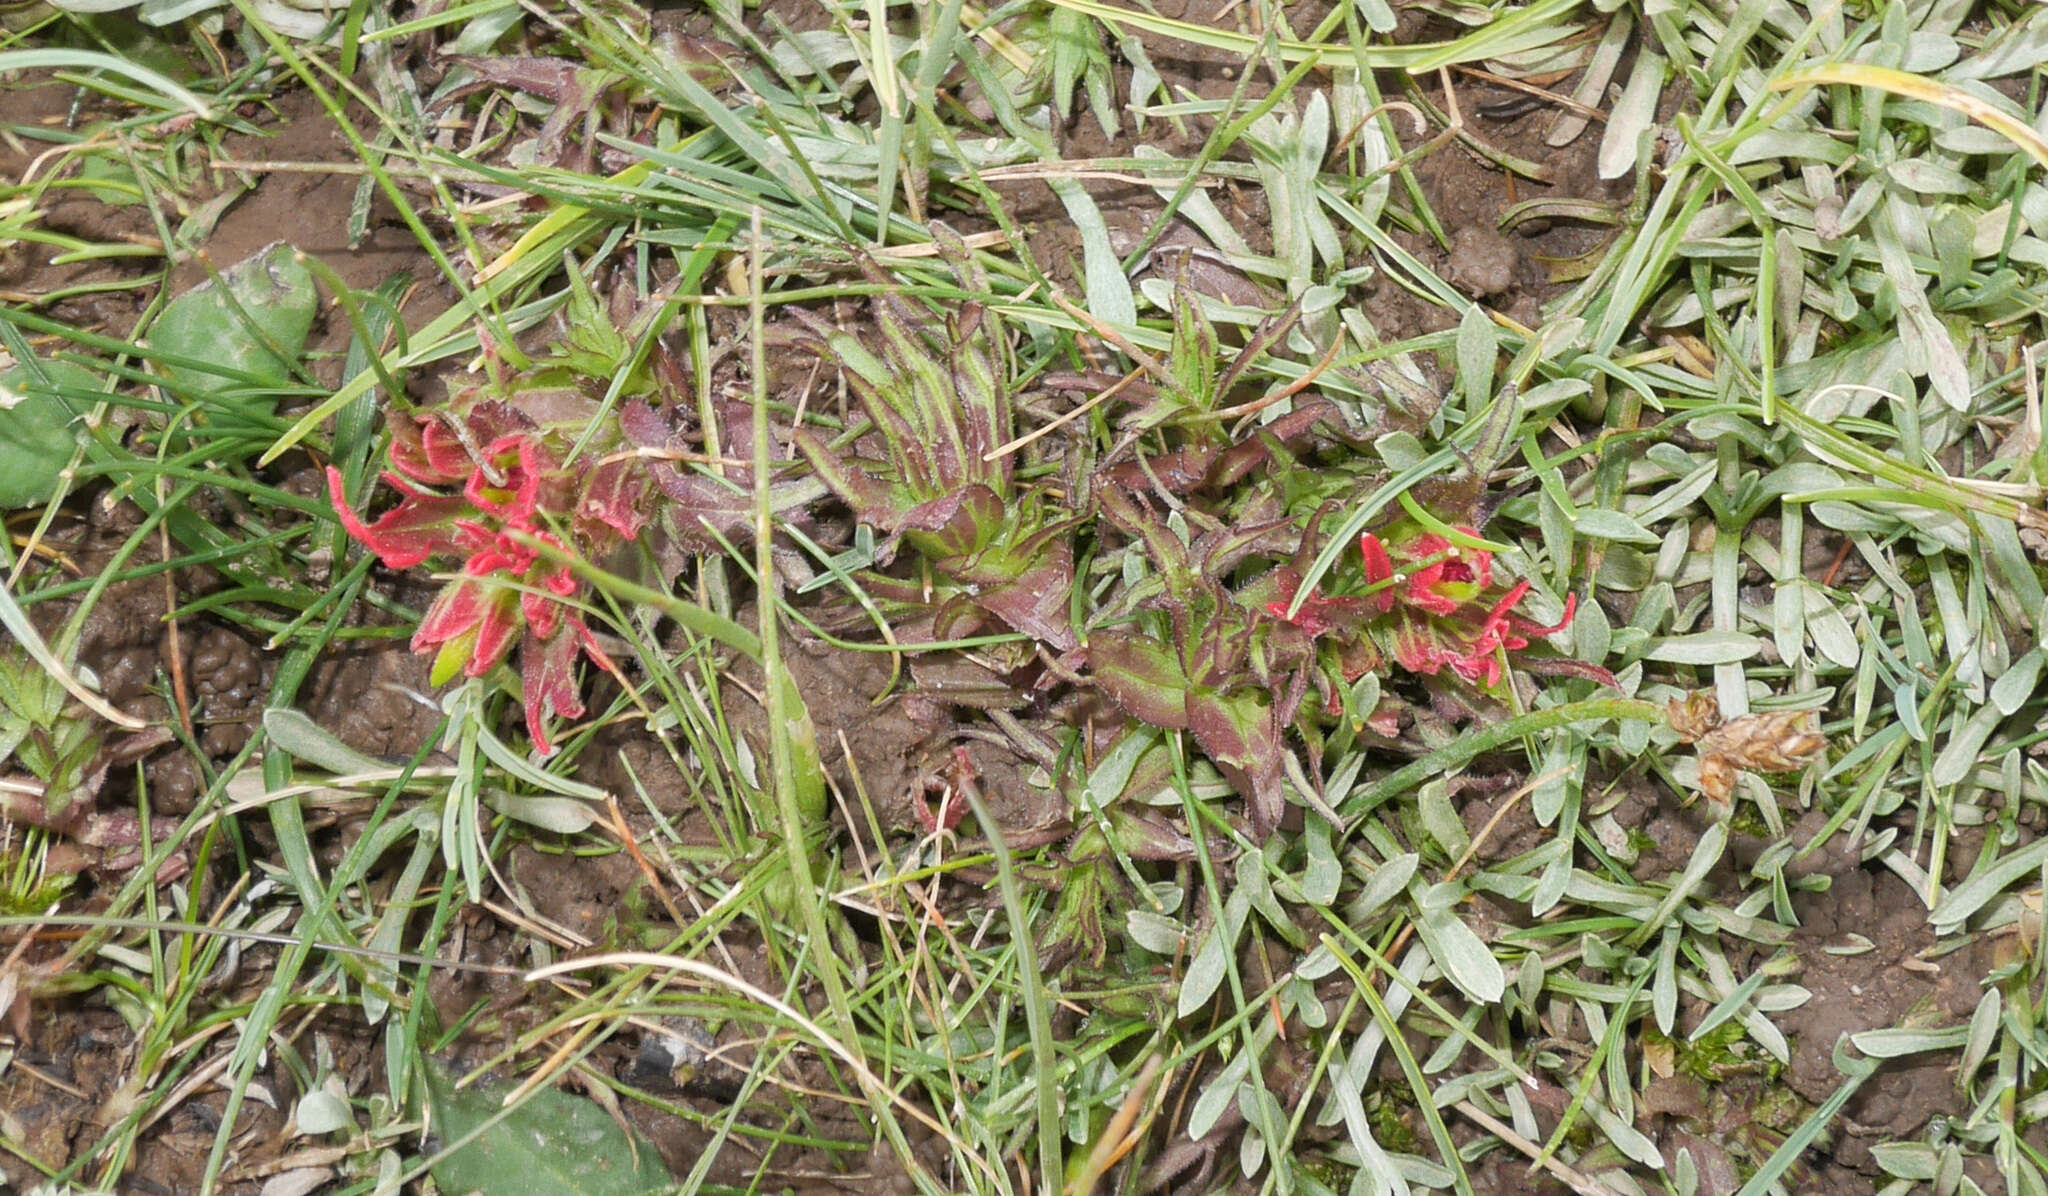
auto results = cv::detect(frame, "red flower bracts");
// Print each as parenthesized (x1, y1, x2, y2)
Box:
(1267, 526, 1576, 689)
(328, 402, 645, 755)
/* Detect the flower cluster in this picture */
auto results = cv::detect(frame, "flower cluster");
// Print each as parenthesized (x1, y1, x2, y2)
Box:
(1267, 526, 1575, 689)
(326, 401, 647, 755)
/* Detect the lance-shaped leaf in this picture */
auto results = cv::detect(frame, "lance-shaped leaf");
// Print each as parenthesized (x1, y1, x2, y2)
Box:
(1187, 687, 1286, 836)
(791, 240, 1075, 647)
(1084, 491, 1303, 836)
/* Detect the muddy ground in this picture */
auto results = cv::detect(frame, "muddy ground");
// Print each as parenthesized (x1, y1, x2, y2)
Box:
(0, 6, 2001, 1195)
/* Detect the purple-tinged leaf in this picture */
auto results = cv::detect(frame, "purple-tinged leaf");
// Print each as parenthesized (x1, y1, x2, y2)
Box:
(974, 546, 1079, 650)
(1187, 688, 1286, 836)
(1110, 806, 1197, 861)
(1087, 633, 1190, 730)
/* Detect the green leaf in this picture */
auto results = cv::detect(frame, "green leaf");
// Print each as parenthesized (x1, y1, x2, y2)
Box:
(0, 360, 97, 508)
(1930, 835, 2048, 932)
(1414, 893, 1505, 1003)
(1455, 304, 1497, 411)
(1644, 631, 1764, 665)
(1848, 1025, 1971, 1058)
(149, 242, 317, 416)
(1572, 508, 1662, 544)
(263, 708, 390, 775)
(422, 1059, 672, 1196)
(1178, 885, 1248, 1018)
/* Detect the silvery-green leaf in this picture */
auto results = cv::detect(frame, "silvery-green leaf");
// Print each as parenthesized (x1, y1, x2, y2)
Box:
(1126, 910, 1186, 955)
(1598, 51, 1664, 179)
(1048, 179, 1134, 325)
(1134, 146, 1251, 256)
(1573, 593, 1611, 665)
(1802, 585, 1860, 668)
(1773, 582, 1806, 668)
(1870, 1143, 1940, 1181)
(1297, 942, 1342, 980)
(1550, 11, 1630, 147)
(138, 0, 224, 24)
(1931, 835, 2048, 930)
(1589, 1102, 1663, 1168)
(1950, 9, 2048, 79)
(1573, 508, 1662, 544)
(1931, 703, 2003, 787)
(1301, 822, 1341, 906)
(1354, 853, 1418, 919)
(294, 1086, 355, 1137)
(1958, 987, 2001, 1090)
(1992, 648, 2045, 715)
(481, 791, 598, 834)
(1645, 631, 1764, 665)
(263, 708, 389, 776)
(1189, 1049, 1252, 1139)
(1456, 303, 1497, 411)
(1177, 921, 1231, 1019)
(1415, 904, 1504, 1004)
(1417, 781, 1469, 858)
(471, 725, 609, 800)
(1849, 1025, 1971, 1058)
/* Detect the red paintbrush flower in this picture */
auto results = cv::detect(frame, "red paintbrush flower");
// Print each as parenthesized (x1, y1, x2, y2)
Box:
(1265, 523, 1576, 690)
(327, 409, 648, 756)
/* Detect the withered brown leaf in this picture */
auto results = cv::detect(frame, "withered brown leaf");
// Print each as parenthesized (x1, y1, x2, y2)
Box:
(1667, 695, 1827, 805)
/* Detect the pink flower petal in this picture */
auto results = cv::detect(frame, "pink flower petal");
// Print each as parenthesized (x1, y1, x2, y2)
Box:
(412, 579, 491, 651)
(388, 416, 472, 486)
(521, 589, 563, 641)
(1446, 646, 1502, 687)
(1358, 533, 1397, 614)
(1473, 581, 1535, 654)
(464, 591, 523, 677)
(520, 623, 587, 756)
(326, 466, 465, 570)
(464, 435, 550, 523)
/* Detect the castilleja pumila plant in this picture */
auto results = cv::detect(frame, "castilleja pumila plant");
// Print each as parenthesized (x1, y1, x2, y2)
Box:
(326, 398, 648, 755)
(1264, 523, 1578, 691)
(789, 241, 1077, 650)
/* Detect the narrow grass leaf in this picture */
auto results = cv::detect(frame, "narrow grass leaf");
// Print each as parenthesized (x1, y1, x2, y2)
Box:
(1849, 1025, 1971, 1057)
(1931, 836, 2048, 931)
(0, 48, 214, 115)
(1772, 63, 2048, 171)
